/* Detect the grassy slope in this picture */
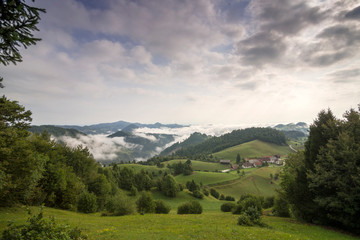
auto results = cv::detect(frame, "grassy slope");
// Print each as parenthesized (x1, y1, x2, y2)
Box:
(212, 167, 282, 198)
(164, 159, 229, 171)
(213, 140, 292, 162)
(174, 171, 239, 186)
(1, 206, 359, 240)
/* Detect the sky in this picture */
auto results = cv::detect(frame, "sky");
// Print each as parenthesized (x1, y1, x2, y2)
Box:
(2, 0, 360, 126)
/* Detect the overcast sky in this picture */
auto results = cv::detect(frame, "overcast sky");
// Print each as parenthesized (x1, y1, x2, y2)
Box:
(2, 0, 360, 126)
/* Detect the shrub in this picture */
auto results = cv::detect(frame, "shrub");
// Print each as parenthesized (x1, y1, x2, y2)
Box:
(225, 196, 235, 201)
(202, 188, 209, 196)
(232, 204, 243, 214)
(221, 202, 236, 212)
(105, 194, 136, 216)
(219, 194, 225, 200)
(136, 191, 155, 214)
(192, 190, 204, 199)
(272, 196, 290, 217)
(263, 196, 275, 209)
(129, 185, 138, 196)
(2, 208, 85, 240)
(237, 214, 253, 226)
(154, 200, 171, 214)
(237, 206, 265, 227)
(77, 191, 97, 213)
(210, 188, 219, 199)
(177, 201, 202, 214)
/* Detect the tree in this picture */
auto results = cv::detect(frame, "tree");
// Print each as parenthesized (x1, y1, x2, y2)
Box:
(236, 153, 241, 164)
(136, 191, 155, 214)
(161, 175, 179, 197)
(281, 105, 360, 234)
(0, 0, 46, 87)
(307, 108, 360, 233)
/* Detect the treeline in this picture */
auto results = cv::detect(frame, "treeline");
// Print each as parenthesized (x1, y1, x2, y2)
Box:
(280, 106, 360, 234)
(0, 96, 179, 213)
(174, 127, 287, 157)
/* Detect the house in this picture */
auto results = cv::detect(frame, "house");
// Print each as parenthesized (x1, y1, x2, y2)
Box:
(253, 161, 262, 167)
(248, 159, 258, 164)
(232, 164, 239, 170)
(220, 159, 231, 164)
(242, 162, 253, 168)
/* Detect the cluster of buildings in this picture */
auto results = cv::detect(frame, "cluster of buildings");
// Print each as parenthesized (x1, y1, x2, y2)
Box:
(242, 155, 282, 168)
(220, 155, 283, 169)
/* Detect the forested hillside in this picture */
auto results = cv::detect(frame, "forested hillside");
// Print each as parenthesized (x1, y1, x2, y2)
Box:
(174, 127, 287, 157)
(160, 132, 210, 156)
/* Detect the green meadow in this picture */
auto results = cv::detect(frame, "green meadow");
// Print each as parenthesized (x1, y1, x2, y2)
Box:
(1, 206, 358, 240)
(213, 140, 292, 162)
(164, 159, 229, 171)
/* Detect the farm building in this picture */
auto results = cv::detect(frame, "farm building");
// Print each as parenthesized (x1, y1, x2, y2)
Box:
(220, 159, 231, 164)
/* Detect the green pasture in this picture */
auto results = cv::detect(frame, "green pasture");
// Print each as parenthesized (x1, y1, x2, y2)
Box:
(164, 159, 229, 171)
(174, 171, 239, 186)
(213, 140, 291, 162)
(1, 206, 358, 240)
(212, 167, 282, 198)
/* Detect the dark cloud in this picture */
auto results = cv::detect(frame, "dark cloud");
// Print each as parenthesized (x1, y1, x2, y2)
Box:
(345, 5, 360, 20)
(301, 25, 360, 67)
(237, 32, 286, 66)
(259, 1, 325, 35)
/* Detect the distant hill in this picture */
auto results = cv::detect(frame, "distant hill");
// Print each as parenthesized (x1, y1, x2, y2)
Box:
(174, 127, 287, 157)
(59, 121, 187, 135)
(160, 132, 210, 156)
(273, 122, 309, 135)
(30, 125, 86, 138)
(281, 130, 306, 140)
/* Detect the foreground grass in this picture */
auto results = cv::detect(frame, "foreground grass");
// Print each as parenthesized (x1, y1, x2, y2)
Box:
(1, 206, 359, 240)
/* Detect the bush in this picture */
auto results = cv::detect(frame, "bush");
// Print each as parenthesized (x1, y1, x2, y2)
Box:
(262, 196, 275, 209)
(225, 196, 235, 201)
(177, 201, 202, 214)
(202, 188, 209, 196)
(136, 191, 155, 214)
(2, 208, 85, 240)
(192, 190, 204, 199)
(237, 206, 265, 227)
(210, 188, 219, 199)
(154, 200, 171, 214)
(105, 194, 136, 216)
(221, 202, 236, 212)
(219, 194, 225, 200)
(232, 204, 243, 215)
(77, 191, 97, 213)
(237, 214, 253, 226)
(272, 196, 290, 217)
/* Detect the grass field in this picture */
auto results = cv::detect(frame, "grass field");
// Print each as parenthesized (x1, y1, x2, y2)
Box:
(212, 167, 282, 198)
(174, 171, 239, 186)
(213, 140, 292, 162)
(164, 159, 229, 171)
(1, 206, 359, 240)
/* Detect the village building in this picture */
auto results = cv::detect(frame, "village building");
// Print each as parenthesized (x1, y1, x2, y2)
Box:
(220, 159, 231, 164)
(232, 164, 239, 170)
(242, 162, 253, 168)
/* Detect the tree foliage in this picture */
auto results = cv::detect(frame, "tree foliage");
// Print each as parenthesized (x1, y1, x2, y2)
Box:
(281, 106, 360, 233)
(0, 0, 45, 87)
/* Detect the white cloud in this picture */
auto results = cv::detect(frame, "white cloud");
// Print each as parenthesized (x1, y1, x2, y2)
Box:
(56, 134, 138, 161)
